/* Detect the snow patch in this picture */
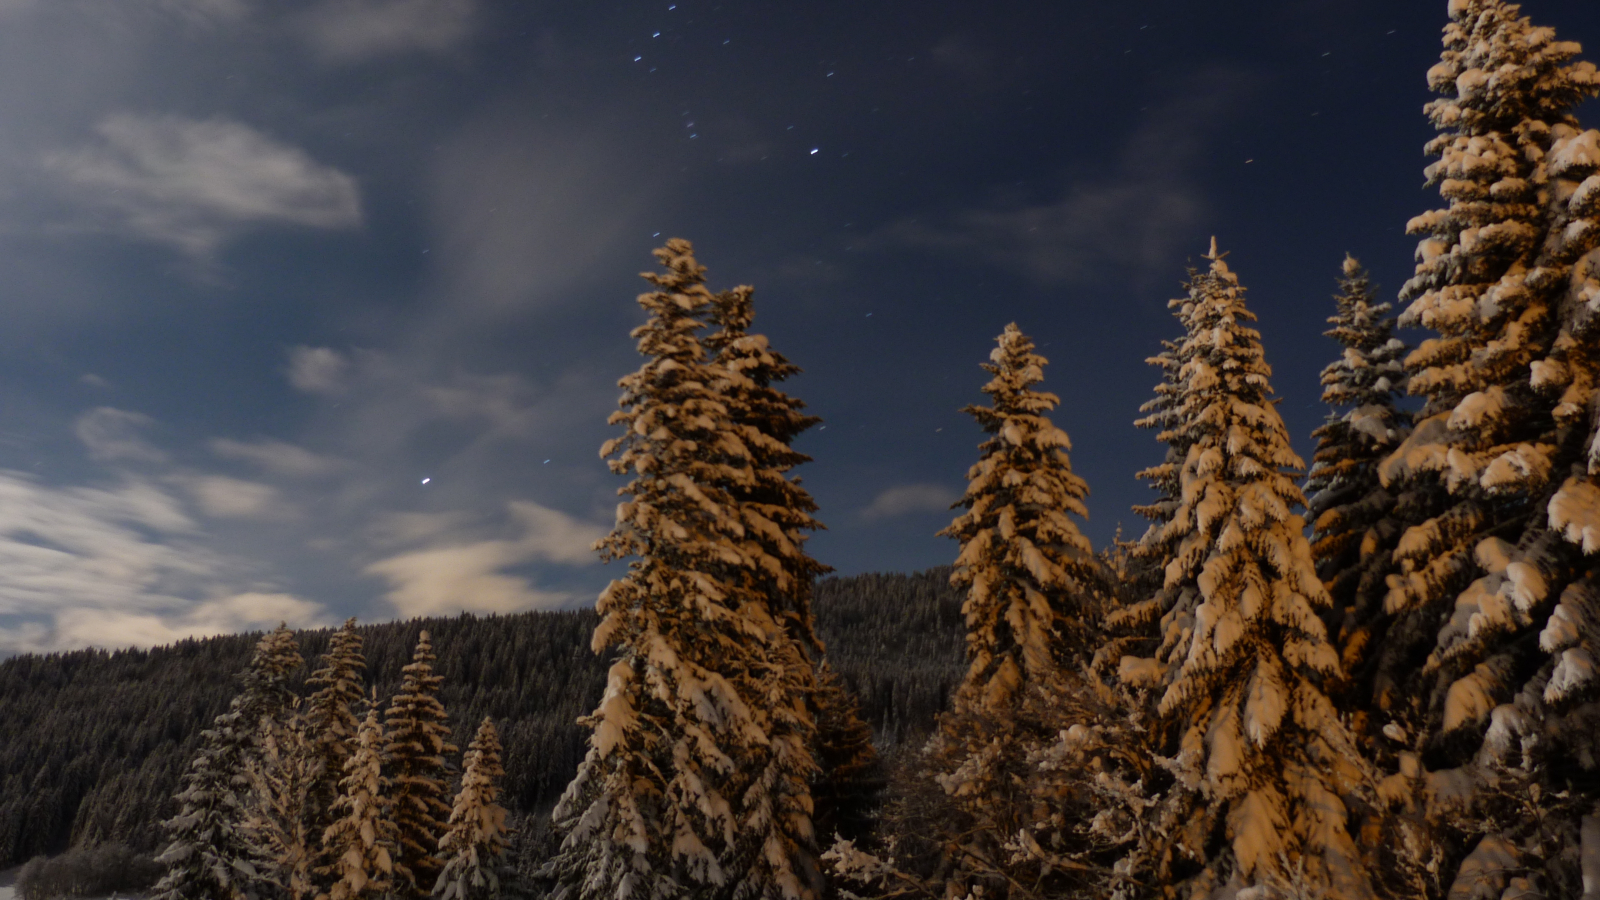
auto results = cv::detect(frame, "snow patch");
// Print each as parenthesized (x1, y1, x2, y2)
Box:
(1118, 655, 1165, 688)
(1443, 669, 1496, 730)
(1546, 648, 1598, 704)
(1474, 537, 1515, 574)
(1551, 129, 1600, 177)
(1550, 478, 1600, 553)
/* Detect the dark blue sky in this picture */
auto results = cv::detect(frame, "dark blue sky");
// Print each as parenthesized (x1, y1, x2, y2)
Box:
(0, 0, 1592, 654)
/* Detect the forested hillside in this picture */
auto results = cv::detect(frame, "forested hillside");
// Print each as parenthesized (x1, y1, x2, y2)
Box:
(0, 567, 961, 869)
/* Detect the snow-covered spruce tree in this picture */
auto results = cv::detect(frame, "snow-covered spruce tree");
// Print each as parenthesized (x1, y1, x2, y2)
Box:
(320, 708, 400, 900)
(871, 323, 1111, 899)
(241, 624, 307, 734)
(152, 717, 257, 900)
(545, 239, 825, 900)
(244, 703, 322, 900)
(1301, 257, 1409, 700)
(940, 321, 1098, 710)
(305, 619, 367, 888)
(1528, 62, 1600, 753)
(1359, 7, 1600, 896)
(153, 626, 306, 900)
(432, 718, 511, 900)
(1527, 105, 1600, 837)
(1372, 0, 1600, 745)
(1112, 241, 1372, 899)
(1455, 20, 1600, 900)
(385, 631, 457, 900)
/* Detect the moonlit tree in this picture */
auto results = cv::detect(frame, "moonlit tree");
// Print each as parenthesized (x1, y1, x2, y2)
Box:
(1113, 241, 1371, 899)
(545, 239, 823, 900)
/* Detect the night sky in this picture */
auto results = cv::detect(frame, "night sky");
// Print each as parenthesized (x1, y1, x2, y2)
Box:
(0, 0, 1593, 655)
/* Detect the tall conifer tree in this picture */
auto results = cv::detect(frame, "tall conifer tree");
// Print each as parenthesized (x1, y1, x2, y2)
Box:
(244, 705, 321, 900)
(305, 619, 367, 889)
(1303, 257, 1409, 698)
(806, 662, 882, 846)
(940, 322, 1097, 710)
(385, 632, 457, 900)
(154, 626, 304, 900)
(1114, 242, 1370, 899)
(920, 322, 1103, 897)
(1532, 101, 1600, 784)
(1369, 4, 1600, 894)
(1374, 0, 1600, 747)
(703, 281, 839, 900)
(545, 239, 822, 900)
(152, 716, 258, 900)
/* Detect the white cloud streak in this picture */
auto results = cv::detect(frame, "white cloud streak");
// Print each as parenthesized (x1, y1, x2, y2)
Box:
(49, 592, 328, 652)
(44, 113, 361, 256)
(181, 474, 294, 521)
(75, 407, 167, 463)
(210, 438, 346, 478)
(0, 470, 333, 654)
(364, 500, 603, 618)
(155, 0, 249, 25)
(286, 346, 353, 395)
(296, 0, 476, 63)
(860, 483, 961, 521)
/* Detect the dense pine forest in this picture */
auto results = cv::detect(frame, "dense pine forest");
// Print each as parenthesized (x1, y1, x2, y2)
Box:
(0, 569, 961, 871)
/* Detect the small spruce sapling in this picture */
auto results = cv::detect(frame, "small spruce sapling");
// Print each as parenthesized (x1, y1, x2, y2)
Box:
(319, 708, 400, 900)
(433, 718, 512, 900)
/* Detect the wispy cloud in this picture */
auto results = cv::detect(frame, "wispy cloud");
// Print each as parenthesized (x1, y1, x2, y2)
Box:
(43, 113, 361, 257)
(0, 470, 331, 654)
(75, 407, 167, 463)
(860, 483, 961, 521)
(295, 0, 476, 63)
(48, 592, 328, 653)
(180, 474, 296, 521)
(210, 438, 346, 479)
(155, 0, 249, 25)
(286, 346, 355, 395)
(285, 343, 608, 449)
(364, 500, 604, 617)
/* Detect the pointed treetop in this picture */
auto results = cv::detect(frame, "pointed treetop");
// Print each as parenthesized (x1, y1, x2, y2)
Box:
(1202, 236, 1232, 276)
